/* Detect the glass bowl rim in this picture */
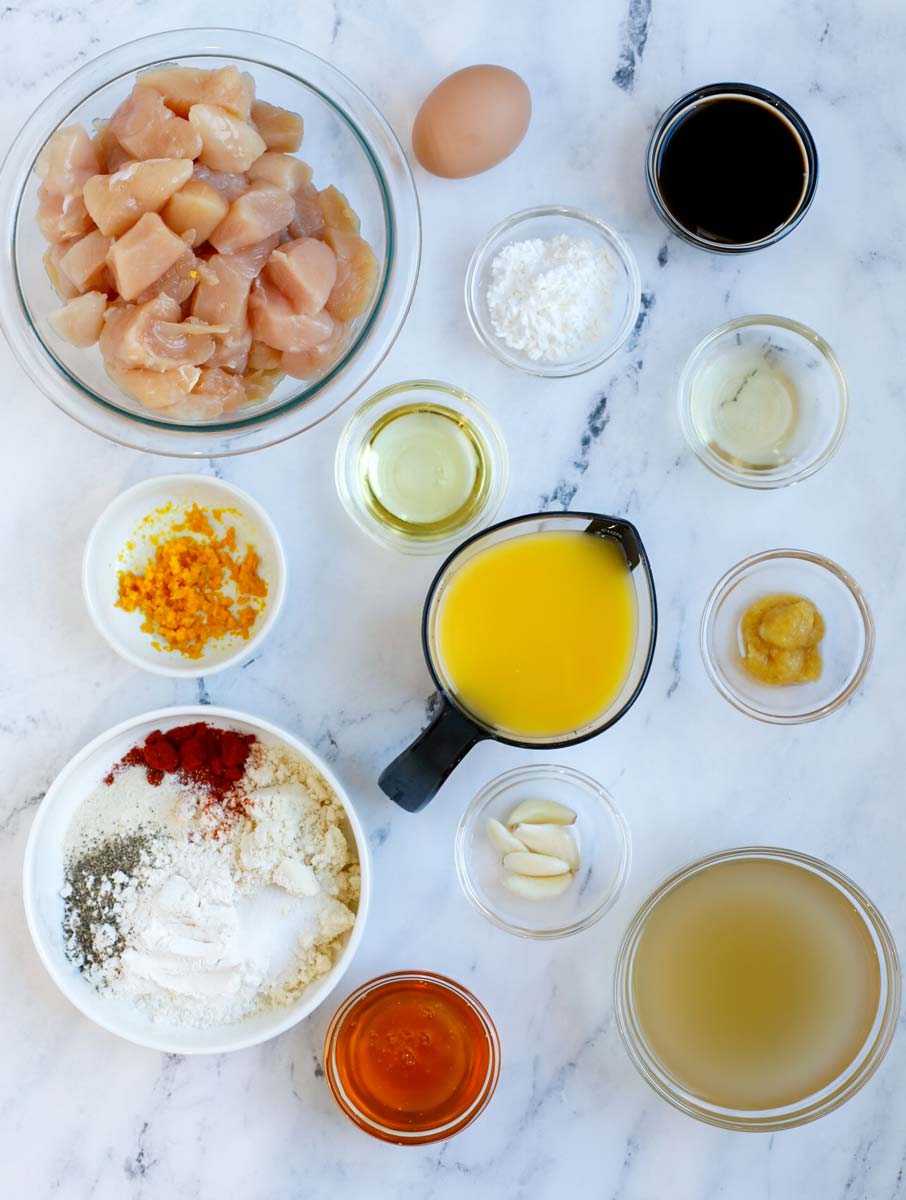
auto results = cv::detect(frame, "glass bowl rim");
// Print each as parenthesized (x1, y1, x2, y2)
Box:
(322, 968, 501, 1143)
(0, 27, 421, 456)
(454, 762, 632, 939)
(613, 845, 900, 1131)
(700, 547, 874, 724)
(676, 314, 849, 489)
(464, 204, 642, 378)
(333, 378, 510, 556)
(645, 81, 819, 253)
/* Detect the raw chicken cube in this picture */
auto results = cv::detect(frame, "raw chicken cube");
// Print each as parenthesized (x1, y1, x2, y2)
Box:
(320, 228, 378, 321)
(36, 186, 93, 244)
(106, 212, 189, 300)
(35, 125, 99, 197)
(251, 100, 304, 152)
(162, 178, 229, 246)
(44, 243, 81, 299)
(243, 367, 283, 402)
(105, 362, 201, 409)
(133, 247, 199, 305)
(99, 293, 223, 370)
(83, 158, 193, 236)
(265, 237, 337, 314)
(139, 65, 254, 120)
(316, 185, 360, 233)
(191, 254, 252, 327)
(49, 291, 107, 347)
(109, 86, 202, 161)
(209, 181, 294, 253)
(193, 163, 249, 201)
(59, 230, 113, 292)
(206, 320, 252, 372)
(281, 324, 346, 380)
(249, 274, 334, 352)
(91, 121, 119, 172)
(226, 234, 282, 278)
(288, 182, 324, 239)
(247, 152, 313, 193)
(188, 104, 266, 173)
(247, 339, 282, 370)
(192, 366, 246, 412)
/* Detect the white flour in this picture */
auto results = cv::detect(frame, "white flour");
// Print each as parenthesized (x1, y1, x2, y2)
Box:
(486, 234, 615, 362)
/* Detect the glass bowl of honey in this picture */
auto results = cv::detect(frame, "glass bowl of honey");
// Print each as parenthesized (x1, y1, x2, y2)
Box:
(701, 549, 874, 724)
(322, 970, 500, 1144)
(334, 380, 509, 555)
(614, 847, 900, 1131)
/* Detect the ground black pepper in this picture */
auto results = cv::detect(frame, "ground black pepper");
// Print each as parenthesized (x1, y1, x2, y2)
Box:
(63, 833, 157, 972)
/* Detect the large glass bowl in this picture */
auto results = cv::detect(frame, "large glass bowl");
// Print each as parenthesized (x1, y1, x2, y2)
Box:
(0, 29, 421, 456)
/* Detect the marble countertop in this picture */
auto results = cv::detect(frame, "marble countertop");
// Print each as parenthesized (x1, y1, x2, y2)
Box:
(2, 1, 905, 1196)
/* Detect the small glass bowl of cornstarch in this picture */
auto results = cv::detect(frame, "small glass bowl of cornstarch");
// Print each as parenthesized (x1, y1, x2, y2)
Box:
(465, 206, 641, 377)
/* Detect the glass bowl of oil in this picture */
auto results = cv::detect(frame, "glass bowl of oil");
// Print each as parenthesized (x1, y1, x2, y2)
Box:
(677, 315, 848, 489)
(614, 847, 899, 1131)
(335, 380, 509, 555)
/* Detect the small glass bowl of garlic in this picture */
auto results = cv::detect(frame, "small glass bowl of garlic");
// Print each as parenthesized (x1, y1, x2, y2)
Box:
(455, 764, 631, 939)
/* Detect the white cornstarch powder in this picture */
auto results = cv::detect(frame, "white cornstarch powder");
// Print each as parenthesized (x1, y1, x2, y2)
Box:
(485, 234, 616, 362)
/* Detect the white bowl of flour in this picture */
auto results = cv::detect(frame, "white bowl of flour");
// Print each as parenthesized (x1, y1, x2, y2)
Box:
(23, 706, 370, 1054)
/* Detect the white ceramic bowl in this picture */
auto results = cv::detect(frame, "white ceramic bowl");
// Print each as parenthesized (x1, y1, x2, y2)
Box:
(83, 474, 287, 677)
(22, 706, 371, 1054)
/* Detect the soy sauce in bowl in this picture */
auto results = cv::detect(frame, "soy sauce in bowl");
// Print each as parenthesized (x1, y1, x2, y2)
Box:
(647, 84, 818, 253)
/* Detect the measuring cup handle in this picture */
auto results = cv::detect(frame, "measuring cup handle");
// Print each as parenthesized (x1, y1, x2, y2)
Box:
(379, 698, 486, 812)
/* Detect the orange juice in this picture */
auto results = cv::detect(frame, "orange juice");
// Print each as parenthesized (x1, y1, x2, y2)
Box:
(436, 530, 636, 738)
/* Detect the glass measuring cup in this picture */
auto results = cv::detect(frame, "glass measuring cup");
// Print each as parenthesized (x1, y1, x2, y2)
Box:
(378, 511, 658, 811)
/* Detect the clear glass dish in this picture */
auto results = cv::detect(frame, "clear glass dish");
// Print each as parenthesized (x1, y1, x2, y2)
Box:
(0, 28, 421, 456)
(464, 205, 640, 378)
(455, 764, 631, 939)
(334, 379, 509, 555)
(700, 549, 874, 723)
(614, 847, 900, 1131)
(677, 315, 848, 488)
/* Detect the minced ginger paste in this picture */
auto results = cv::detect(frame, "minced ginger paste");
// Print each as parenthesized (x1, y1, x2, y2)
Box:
(740, 593, 825, 685)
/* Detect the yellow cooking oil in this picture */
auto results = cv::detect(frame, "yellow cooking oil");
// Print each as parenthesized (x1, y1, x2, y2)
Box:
(358, 403, 490, 536)
(436, 530, 637, 739)
(632, 857, 882, 1110)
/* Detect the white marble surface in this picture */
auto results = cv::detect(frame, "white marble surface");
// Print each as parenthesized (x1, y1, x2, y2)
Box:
(2, 1, 905, 1196)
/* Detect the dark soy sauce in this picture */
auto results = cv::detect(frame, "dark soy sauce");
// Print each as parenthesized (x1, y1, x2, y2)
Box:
(656, 97, 808, 245)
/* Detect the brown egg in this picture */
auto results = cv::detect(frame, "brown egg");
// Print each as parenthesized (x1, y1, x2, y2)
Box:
(412, 65, 531, 179)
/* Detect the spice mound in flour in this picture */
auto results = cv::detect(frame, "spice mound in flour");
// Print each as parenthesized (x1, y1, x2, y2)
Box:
(485, 234, 616, 362)
(62, 733, 360, 1028)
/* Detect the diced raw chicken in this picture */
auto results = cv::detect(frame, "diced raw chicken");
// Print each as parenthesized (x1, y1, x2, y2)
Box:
(133, 247, 199, 305)
(191, 255, 251, 327)
(36, 186, 93, 244)
(100, 293, 224, 371)
(209, 182, 294, 253)
(316, 186, 360, 234)
(157, 389, 230, 421)
(192, 366, 246, 412)
(49, 291, 107, 347)
(106, 212, 190, 300)
(109, 86, 202, 161)
(162, 178, 229, 246)
(44, 243, 81, 299)
(139, 65, 254, 120)
(243, 367, 283, 402)
(59, 230, 112, 292)
(193, 163, 249, 201)
(249, 275, 334, 352)
(188, 104, 266, 173)
(105, 362, 201, 410)
(265, 237, 336, 314)
(320, 228, 378, 321)
(251, 100, 304, 152)
(247, 339, 282, 370)
(206, 319, 252, 372)
(83, 158, 193, 236)
(247, 152, 312, 193)
(281, 324, 346, 380)
(288, 182, 324, 239)
(227, 234, 281, 278)
(35, 125, 99, 197)
(92, 121, 135, 173)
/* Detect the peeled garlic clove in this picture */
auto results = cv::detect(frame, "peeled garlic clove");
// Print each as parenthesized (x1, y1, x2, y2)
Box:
(514, 823, 579, 871)
(506, 798, 576, 827)
(486, 817, 526, 857)
(504, 872, 573, 901)
(503, 851, 570, 877)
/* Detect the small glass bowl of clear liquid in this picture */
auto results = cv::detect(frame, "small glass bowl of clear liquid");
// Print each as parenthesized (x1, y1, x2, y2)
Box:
(335, 380, 509, 554)
(677, 315, 848, 488)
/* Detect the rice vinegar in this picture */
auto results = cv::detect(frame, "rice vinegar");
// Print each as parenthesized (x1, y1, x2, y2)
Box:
(631, 857, 882, 1110)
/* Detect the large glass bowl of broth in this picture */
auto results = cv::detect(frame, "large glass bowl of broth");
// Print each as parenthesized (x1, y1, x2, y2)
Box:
(614, 847, 900, 1131)
(0, 28, 420, 456)
(378, 511, 657, 812)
